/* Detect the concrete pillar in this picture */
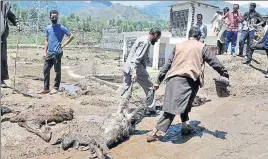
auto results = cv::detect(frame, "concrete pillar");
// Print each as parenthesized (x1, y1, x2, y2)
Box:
(153, 39, 160, 70)
(122, 36, 127, 62)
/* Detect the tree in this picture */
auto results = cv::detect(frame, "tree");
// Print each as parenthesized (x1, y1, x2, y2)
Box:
(76, 15, 80, 23)
(60, 16, 68, 28)
(67, 13, 76, 22)
(21, 9, 29, 24)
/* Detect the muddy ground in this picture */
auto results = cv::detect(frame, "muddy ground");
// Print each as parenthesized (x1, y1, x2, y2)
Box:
(1, 47, 268, 159)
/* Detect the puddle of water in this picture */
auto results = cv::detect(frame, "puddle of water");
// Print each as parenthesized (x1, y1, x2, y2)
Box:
(59, 83, 81, 96)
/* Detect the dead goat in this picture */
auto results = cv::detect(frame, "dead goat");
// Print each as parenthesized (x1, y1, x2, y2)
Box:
(53, 83, 147, 158)
(10, 106, 74, 142)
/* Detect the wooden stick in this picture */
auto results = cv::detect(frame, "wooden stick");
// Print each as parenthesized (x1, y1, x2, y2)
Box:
(12, 36, 19, 94)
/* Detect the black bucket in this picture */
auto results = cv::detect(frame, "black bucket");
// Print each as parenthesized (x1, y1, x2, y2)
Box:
(213, 77, 230, 97)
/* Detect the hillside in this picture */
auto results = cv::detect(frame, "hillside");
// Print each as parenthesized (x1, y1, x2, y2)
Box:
(12, 1, 268, 22)
(12, 1, 112, 16)
(74, 3, 153, 22)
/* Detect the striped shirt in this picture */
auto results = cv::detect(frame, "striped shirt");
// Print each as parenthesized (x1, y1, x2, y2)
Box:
(222, 11, 243, 32)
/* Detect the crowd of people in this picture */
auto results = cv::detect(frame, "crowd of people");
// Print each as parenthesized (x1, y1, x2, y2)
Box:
(1, 0, 267, 145)
(212, 3, 268, 79)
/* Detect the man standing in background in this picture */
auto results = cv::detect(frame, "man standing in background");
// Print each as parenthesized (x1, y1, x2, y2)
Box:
(216, 7, 229, 55)
(239, 3, 265, 58)
(242, 23, 268, 75)
(222, 4, 243, 56)
(194, 14, 207, 43)
(38, 10, 74, 94)
(1, 0, 21, 88)
(211, 9, 222, 33)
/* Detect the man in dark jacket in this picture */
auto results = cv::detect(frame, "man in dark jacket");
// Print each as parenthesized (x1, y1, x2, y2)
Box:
(238, 3, 265, 57)
(1, 0, 21, 88)
(146, 26, 229, 142)
(243, 25, 268, 78)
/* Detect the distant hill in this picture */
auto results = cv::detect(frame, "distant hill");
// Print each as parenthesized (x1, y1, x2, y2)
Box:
(12, 1, 112, 16)
(74, 3, 152, 21)
(12, 1, 152, 22)
(142, 1, 268, 21)
(11, 1, 268, 22)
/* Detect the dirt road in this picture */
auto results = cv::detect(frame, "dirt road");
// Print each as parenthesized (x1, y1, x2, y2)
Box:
(1, 47, 268, 159)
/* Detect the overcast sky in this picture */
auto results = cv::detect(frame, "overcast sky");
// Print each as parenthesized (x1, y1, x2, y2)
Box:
(112, 1, 268, 8)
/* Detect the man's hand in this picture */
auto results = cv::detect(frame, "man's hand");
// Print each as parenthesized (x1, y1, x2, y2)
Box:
(131, 73, 137, 82)
(153, 83, 159, 90)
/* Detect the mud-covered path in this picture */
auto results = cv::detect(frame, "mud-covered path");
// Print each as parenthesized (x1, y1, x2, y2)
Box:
(2, 48, 268, 159)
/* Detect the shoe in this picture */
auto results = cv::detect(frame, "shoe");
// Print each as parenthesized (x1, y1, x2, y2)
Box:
(265, 74, 268, 78)
(37, 89, 50, 94)
(147, 129, 161, 142)
(145, 108, 157, 116)
(181, 125, 196, 136)
(1, 81, 7, 88)
(146, 134, 159, 143)
(237, 54, 244, 57)
(242, 61, 251, 65)
(49, 88, 58, 94)
(231, 53, 236, 57)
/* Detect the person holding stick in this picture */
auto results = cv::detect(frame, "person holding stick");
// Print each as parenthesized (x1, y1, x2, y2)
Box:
(1, 0, 21, 88)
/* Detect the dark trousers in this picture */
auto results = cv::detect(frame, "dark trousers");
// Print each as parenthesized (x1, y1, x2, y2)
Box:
(224, 31, 238, 54)
(247, 43, 268, 63)
(155, 105, 191, 133)
(1, 37, 9, 81)
(217, 40, 224, 55)
(43, 53, 63, 90)
(239, 30, 255, 56)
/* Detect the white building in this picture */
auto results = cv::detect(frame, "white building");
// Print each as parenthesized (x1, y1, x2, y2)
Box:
(122, 31, 172, 69)
(122, 1, 249, 70)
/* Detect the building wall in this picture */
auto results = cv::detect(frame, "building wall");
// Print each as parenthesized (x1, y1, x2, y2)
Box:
(170, 3, 218, 45)
(193, 4, 218, 36)
(100, 27, 124, 50)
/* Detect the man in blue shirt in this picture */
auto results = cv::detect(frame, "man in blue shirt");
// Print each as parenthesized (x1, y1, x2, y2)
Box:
(243, 20, 268, 78)
(39, 10, 74, 94)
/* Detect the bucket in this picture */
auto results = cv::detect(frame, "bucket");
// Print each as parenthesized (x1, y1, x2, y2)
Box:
(213, 76, 230, 97)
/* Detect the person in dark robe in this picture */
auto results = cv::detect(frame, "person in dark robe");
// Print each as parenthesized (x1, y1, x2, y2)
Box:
(146, 26, 229, 142)
(1, 0, 21, 88)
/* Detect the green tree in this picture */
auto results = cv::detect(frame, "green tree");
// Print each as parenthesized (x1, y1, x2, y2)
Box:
(67, 13, 76, 22)
(76, 15, 80, 23)
(60, 16, 68, 28)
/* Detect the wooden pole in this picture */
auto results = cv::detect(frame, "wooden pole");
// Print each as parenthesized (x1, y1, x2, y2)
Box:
(12, 36, 19, 94)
